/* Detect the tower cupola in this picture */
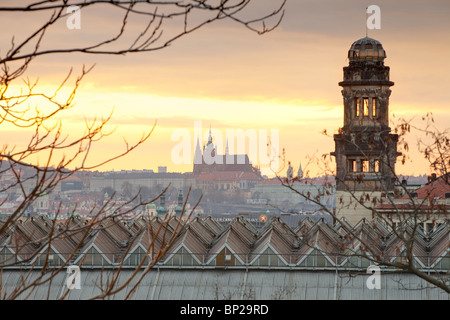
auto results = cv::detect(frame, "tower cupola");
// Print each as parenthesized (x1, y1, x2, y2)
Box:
(348, 37, 386, 63)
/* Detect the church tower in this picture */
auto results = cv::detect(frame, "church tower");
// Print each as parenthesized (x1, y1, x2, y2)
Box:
(331, 37, 400, 224)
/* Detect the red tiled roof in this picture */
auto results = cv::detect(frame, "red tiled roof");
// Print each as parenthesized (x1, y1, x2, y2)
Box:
(376, 177, 450, 211)
(400, 177, 450, 200)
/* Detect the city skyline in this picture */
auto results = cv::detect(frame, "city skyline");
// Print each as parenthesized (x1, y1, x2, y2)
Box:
(1, 0, 449, 177)
(1, 1, 449, 301)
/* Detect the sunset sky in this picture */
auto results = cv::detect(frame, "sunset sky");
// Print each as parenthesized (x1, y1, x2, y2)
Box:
(1, 0, 450, 177)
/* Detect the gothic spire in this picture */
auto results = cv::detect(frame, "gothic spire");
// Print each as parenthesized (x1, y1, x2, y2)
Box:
(194, 136, 202, 164)
(297, 163, 303, 179)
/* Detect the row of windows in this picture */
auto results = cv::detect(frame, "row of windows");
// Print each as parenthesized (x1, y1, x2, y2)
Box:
(2, 248, 448, 270)
(348, 159, 380, 173)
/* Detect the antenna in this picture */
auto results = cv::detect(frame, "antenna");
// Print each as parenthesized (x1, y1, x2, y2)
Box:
(365, 7, 368, 37)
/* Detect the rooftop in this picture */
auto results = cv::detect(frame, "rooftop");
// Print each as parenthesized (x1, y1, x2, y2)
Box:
(348, 36, 387, 62)
(1, 215, 448, 271)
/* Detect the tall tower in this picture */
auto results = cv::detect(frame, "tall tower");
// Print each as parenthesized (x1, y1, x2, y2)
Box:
(331, 37, 400, 224)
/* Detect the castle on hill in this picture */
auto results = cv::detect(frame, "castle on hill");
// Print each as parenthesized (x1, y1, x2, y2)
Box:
(193, 127, 261, 177)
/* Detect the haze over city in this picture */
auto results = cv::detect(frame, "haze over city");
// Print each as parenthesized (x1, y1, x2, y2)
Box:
(1, 0, 450, 304)
(2, 0, 449, 177)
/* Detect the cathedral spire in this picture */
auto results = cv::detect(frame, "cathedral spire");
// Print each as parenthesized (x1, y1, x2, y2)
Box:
(204, 125, 215, 157)
(194, 136, 202, 165)
(297, 163, 303, 179)
(287, 162, 293, 182)
(208, 125, 213, 144)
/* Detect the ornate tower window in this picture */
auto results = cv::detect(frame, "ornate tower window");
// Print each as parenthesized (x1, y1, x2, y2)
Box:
(355, 98, 360, 117)
(349, 159, 357, 172)
(374, 160, 380, 172)
(372, 98, 377, 117)
(362, 160, 370, 173)
(363, 98, 369, 117)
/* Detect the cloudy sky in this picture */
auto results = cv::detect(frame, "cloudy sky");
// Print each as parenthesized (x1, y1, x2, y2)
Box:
(1, 0, 449, 177)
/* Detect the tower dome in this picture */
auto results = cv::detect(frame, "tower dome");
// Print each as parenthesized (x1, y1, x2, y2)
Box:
(348, 37, 386, 62)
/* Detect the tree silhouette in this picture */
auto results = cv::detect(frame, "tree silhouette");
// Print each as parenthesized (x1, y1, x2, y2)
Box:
(0, 0, 285, 299)
(275, 114, 449, 294)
